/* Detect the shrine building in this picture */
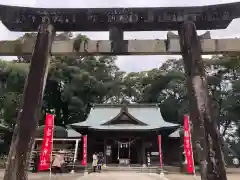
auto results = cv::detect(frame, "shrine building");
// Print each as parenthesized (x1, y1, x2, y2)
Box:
(71, 104, 180, 166)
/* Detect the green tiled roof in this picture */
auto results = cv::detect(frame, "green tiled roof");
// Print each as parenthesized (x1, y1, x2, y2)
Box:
(71, 104, 179, 131)
(67, 128, 82, 137)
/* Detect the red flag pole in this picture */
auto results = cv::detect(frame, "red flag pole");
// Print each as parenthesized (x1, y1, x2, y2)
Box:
(38, 113, 55, 174)
(158, 135, 165, 177)
(158, 135, 163, 171)
(82, 135, 88, 175)
(184, 115, 196, 179)
(187, 115, 197, 179)
(49, 115, 54, 180)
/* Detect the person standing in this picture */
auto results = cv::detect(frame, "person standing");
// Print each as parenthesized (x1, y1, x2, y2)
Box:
(52, 150, 65, 174)
(92, 152, 98, 172)
(97, 152, 104, 172)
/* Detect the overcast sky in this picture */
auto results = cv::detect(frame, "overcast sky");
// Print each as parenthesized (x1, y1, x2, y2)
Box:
(0, 0, 240, 72)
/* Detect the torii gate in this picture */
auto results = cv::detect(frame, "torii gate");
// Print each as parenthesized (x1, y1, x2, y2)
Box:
(1, 2, 240, 180)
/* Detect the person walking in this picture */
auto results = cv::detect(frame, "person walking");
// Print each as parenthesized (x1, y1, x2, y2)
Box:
(97, 152, 104, 172)
(92, 152, 98, 172)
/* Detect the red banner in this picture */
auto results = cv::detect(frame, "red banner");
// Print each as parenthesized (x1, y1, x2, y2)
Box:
(184, 115, 195, 174)
(158, 135, 163, 170)
(82, 135, 87, 166)
(38, 113, 54, 171)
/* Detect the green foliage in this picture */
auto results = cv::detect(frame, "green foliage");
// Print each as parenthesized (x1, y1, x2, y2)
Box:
(1, 33, 240, 149)
(0, 61, 28, 128)
(73, 34, 89, 51)
(36, 125, 67, 138)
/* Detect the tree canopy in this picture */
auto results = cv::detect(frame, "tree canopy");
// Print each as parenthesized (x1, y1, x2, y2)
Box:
(0, 33, 240, 153)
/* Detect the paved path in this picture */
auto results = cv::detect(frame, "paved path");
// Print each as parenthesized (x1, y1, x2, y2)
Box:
(79, 172, 240, 180)
(80, 172, 165, 180)
(0, 172, 82, 180)
(0, 171, 239, 180)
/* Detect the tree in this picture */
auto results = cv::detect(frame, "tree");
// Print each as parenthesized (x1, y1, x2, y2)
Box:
(2, 31, 240, 180)
(0, 61, 28, 128)
(45, 55, 122, 125)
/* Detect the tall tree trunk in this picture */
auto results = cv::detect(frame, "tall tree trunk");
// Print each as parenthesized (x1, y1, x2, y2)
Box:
(178, 21, 227, 180)
(3, 23, 55, 180)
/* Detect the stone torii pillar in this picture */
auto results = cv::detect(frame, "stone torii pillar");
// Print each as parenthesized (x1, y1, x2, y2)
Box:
(178, 21, 227, 180)
(3, 22, 56, 180)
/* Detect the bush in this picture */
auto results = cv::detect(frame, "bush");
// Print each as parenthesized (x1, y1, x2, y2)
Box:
(36, 125, 67, 138)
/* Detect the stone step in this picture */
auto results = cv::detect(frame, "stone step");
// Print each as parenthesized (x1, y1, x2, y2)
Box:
(87, 166, 180, 174)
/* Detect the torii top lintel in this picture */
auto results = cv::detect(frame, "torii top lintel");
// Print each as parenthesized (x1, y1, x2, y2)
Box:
(0, 2, 240, 32)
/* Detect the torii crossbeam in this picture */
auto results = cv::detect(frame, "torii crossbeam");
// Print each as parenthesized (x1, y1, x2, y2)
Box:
(0, 38, 240, 56)
(0, 2, 240, 31)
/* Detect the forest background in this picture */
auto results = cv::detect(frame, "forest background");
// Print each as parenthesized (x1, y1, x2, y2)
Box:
(0, 33, 240, 157)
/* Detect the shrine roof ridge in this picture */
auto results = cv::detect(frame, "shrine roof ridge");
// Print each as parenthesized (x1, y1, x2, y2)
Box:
(1, 2, 240, 31)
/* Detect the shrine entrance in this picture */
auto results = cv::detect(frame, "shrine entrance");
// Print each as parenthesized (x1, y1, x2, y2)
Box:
(1, 2, 240, 180)
(111, 138, 139, 165)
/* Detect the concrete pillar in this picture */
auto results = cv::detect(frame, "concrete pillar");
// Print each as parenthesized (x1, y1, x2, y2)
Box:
(141, 141, 146, 167)
(70, 139, 80, 173)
